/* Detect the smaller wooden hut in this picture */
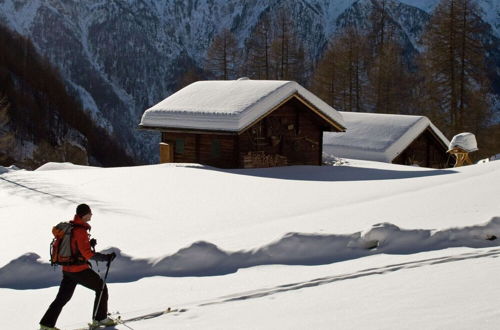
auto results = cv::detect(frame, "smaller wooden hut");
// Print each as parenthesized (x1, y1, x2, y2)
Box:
(447, 132, 478, 167)
(323, 112, 452, 168)
(139, 79, 346, 168)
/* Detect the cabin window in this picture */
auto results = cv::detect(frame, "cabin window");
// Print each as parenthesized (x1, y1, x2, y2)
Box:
(211, 139, 220, 158)
(175, 138, 185, 154)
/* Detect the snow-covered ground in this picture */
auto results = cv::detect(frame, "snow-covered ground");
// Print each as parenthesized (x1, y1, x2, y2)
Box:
(1, 159, 500, 329)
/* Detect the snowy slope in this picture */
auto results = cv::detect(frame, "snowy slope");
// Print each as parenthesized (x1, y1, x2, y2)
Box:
(1, 159, 500, 329)
(401, 0, 500, 36)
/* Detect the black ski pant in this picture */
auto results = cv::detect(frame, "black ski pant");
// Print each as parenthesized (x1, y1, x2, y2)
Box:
(40, 269, 108, 327)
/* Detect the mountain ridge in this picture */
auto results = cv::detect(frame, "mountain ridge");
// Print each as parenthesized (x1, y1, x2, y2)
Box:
(0, 0, 498, 163)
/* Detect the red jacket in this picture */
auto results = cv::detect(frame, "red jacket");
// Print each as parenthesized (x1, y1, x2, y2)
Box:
(62, 215, 95, 272)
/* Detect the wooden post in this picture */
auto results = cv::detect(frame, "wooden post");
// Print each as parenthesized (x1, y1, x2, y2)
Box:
(159, 142, 174, 163)
(448, 147, 472, 167)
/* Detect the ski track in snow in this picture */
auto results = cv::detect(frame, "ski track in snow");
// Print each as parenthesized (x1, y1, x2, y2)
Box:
(1, 217, 500, 290)
(0, 175, 81, 205)
(200, 247, 500, 306)
(0, 172, 143, 218)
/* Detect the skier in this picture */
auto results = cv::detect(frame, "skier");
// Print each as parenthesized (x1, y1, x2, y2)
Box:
(40, 204, 117, 330)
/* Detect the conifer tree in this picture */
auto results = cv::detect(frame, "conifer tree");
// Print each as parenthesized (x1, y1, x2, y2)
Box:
(310, 41, 338, 107)
(311, 26, 367, 112)
(269, 9, 308, 84)
(0, 94, 14, 163)
(245, 13, 272, 80)
(205, 28, 240, 80)
(176, 66, 203, 90)
(244, 9, 308, 84)
(366, 0, 414, 114)
(419, 0, 491, 134)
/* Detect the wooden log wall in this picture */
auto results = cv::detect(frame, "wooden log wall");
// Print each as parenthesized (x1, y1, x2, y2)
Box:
(238, 98, 329, 167)
(161, 132, 238, 168)
(393, 128, 452, 168)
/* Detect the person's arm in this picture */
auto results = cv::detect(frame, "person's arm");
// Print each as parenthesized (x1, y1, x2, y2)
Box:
(75, 230, 116, 262)
(74, 229, 94, 260)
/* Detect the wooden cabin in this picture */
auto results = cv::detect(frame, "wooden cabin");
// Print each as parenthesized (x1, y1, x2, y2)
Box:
(139, 79, 346, 168)
(323, 112, 453, 169)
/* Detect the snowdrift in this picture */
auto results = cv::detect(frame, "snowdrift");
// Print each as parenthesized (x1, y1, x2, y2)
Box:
(2, 217, 499, 290)
(0, 165, 20, 174)
(2, 159, 500, 329)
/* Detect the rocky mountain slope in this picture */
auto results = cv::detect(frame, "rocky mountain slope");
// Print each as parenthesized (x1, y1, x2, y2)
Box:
(0, 0, 498, 163)
(0, 24, 135, 168)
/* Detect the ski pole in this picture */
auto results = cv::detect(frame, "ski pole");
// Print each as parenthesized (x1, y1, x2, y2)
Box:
(93, 259, 111, 321)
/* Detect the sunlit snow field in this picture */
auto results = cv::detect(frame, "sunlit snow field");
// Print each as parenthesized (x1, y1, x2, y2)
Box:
(1, 159, 500, 329)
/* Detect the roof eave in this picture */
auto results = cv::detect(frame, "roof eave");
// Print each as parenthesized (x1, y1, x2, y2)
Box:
(139, 93, 346, 135)
(138, 124, 238, 135)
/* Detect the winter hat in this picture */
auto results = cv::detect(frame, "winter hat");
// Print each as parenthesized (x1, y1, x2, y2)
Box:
(76, 203, 92, 217)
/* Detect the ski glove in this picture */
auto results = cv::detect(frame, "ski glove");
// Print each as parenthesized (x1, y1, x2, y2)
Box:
(89, 238, 97, 249)
(92, 252, 109, 262)
(92, 252, 116, 263)
(108, 252, 117, 262)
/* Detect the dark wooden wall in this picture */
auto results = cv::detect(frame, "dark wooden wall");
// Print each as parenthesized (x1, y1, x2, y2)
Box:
(393, 128, 453, 168)
(238, 98, 330, 167)
(162, 132, 238, 168)
(160, 97, 335, 168)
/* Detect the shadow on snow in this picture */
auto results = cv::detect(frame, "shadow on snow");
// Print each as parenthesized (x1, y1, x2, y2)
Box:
(1, 217, 499, 290)
(187, 164, 457, 182)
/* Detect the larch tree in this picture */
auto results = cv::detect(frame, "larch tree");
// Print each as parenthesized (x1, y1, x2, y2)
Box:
(311, 26, 367, 112)
(245, 13, 273, 80)
(366, 0, 414, 114)
(205, 28, 241, 80)
(310, 40, 339, 107)
(419, 0, 491, 134)
(175, 66, 204, 91)
(368, 40, 415, 114)
(0, 94, 14, 164)
(268, 9, 309, 84)
(244, 9, 308, 83)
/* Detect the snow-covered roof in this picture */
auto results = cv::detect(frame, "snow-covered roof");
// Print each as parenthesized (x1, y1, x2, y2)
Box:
(323, 112, 450, 163)
(448, 132, 478, 152)
(139, 79, 345, 132)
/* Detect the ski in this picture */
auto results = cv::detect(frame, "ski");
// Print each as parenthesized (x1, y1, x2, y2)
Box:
(116, 307, 181, 324)
(73, 307, 185, 330)
(74, 318, 120, 330)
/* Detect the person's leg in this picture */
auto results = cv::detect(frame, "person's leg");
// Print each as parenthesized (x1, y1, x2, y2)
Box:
(40, 272, 77, 327)
(70, 269, 108, 321)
